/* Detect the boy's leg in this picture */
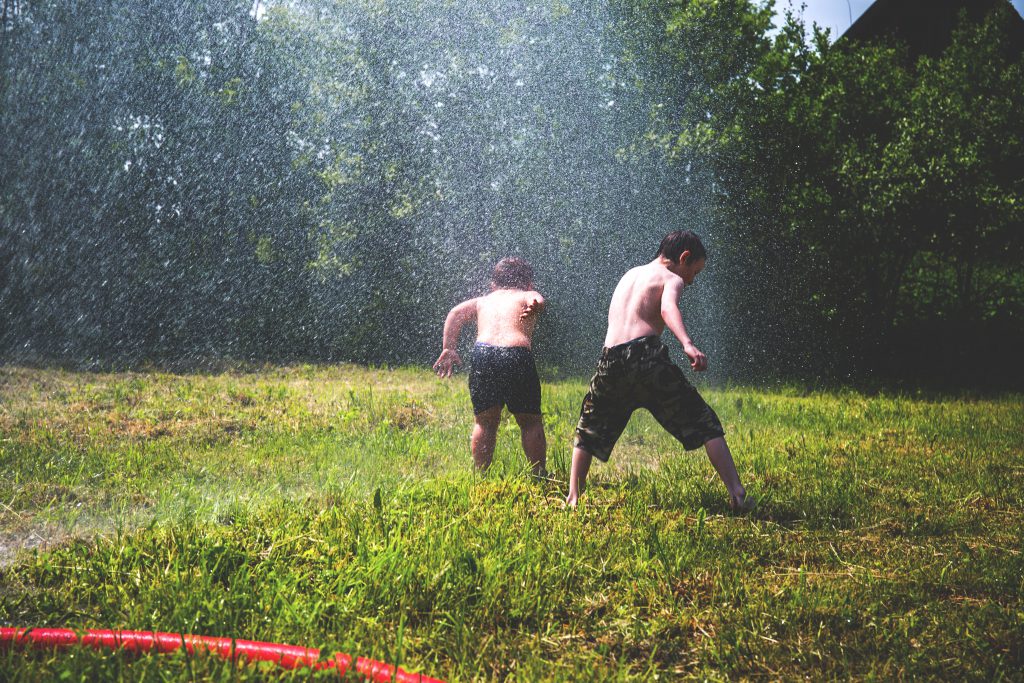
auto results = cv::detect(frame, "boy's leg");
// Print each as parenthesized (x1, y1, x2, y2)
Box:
(565, 446, 593, 508)
(704, 436, 752, 511)
(569, 380, 630, 507)
(642, 360, 753, 511)
(471, 405, 502, 470)
(512, 412, 547, 476)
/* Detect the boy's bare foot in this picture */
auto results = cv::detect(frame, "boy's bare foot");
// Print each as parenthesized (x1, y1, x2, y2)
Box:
(729, 491, 756, 514)
(564, 494, 578, 509)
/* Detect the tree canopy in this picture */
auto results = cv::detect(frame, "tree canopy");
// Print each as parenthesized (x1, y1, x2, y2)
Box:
(2, 0, 1021, 388)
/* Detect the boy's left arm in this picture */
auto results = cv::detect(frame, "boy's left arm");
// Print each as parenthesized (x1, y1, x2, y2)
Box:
(661, 279, 708, 372)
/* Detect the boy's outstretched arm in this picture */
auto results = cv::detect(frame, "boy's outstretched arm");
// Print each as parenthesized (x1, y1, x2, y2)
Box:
(660, 278, 708, 372)
(434, 298, 478, 378)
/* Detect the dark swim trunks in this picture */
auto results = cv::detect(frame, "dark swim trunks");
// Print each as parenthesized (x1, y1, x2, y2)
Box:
(469, 343, 542, 415)
(574, 335, 725, 461)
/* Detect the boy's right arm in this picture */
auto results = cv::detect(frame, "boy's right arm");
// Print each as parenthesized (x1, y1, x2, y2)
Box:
(434, 298, 478, 378)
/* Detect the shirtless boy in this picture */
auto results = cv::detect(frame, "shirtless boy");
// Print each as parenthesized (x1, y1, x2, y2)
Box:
(566, 230, 752, 511)
(434, 257, 547, 475)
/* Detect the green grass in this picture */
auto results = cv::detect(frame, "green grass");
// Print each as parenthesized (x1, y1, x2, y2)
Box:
(1, 364, 1022, 681)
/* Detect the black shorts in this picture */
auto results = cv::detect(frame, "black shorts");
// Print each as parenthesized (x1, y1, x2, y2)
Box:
(574, 335, 725, 461)
(469, 343, 542, 415)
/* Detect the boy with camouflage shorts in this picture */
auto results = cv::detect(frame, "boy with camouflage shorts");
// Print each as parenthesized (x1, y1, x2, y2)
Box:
(566, 230, 752, 511)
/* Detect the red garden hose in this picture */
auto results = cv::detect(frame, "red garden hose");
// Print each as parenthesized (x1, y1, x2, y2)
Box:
(0, 627, 444, 682)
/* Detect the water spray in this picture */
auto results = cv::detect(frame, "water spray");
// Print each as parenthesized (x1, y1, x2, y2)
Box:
(0, 627, 444, 682)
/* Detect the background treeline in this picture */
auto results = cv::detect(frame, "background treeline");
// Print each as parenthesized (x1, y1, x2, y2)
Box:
(1, 0, 1022, 389)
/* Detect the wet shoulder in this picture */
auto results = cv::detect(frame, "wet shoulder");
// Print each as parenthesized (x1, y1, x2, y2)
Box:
(498, 288, 539, 302)
(638, 264, 682, 302)
(635, 263, 672, 288)
(479, 289, 525, 310)
(478, 290, 507, 308)
(617, 265, 647, 288)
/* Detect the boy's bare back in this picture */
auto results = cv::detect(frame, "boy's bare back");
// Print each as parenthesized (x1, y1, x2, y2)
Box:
(475, 289, 544, 348)
(604, 262, 684, 347)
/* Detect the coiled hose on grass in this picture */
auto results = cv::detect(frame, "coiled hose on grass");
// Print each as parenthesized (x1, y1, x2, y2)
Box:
(0, 627, 444, 682)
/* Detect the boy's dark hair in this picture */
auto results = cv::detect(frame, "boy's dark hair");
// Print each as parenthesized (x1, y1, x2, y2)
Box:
(657, 230, 707, 264)
(492, 257, 534, 290)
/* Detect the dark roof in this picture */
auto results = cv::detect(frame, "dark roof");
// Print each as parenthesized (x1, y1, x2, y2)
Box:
(841, 0, 1024, 56)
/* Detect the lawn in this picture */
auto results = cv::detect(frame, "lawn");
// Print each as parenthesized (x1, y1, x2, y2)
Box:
(1, 365, 1022, 680)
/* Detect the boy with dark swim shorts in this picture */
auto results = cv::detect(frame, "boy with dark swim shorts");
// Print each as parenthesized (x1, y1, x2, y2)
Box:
(566, 230, 753, 511)
(433, 257, 547, 475)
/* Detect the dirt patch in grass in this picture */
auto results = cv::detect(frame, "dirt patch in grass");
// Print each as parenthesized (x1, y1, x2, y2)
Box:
(0, 525, 74, 567)
(388, 401, 433, 430)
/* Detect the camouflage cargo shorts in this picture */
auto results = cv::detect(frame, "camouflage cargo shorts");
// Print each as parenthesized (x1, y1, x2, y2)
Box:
(573, 335, 725, 461)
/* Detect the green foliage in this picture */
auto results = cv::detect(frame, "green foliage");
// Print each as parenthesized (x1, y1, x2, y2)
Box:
(0, 365, 1022, 680)
(1, 0, 1021, 388)
(0, 0, 648, 370)
(652, 1, 1024, 387)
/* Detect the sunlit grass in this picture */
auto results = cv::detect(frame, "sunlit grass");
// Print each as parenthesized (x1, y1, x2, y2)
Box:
(1, 365, 1022, 680)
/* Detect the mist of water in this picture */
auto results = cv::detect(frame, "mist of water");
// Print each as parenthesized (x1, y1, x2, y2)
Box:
(0, 0, 730, 376)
